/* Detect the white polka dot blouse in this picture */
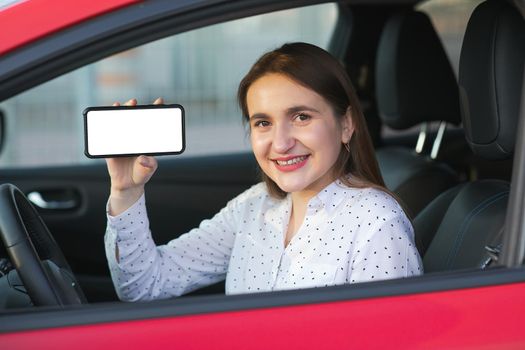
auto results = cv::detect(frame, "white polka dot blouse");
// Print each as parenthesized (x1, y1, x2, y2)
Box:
(105, 180, 423, 301)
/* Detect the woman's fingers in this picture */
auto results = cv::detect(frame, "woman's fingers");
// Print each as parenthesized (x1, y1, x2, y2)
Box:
(125, 98, 137, 106)
(112, 98, 136, 107)
(138, 155, 157, 169)
(113, 97, 163, 106)
(133, 155, 158, 184)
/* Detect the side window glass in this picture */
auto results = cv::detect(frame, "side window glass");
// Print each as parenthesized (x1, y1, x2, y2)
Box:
(0, 3, 338, 168)
(417, 0, 483, 77)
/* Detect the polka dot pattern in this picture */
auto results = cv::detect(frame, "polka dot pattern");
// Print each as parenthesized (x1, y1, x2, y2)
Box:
(105, 180, 423, 301)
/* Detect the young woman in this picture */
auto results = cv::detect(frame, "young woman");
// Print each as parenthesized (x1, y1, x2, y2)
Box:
(105, 42, 422, 301)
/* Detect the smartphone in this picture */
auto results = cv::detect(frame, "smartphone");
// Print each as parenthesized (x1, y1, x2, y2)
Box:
(83, 104, 185, 158)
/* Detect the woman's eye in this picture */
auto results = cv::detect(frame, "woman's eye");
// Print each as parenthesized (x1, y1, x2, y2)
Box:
(253, 120, 270, 127)
(295, 113, 311, 122)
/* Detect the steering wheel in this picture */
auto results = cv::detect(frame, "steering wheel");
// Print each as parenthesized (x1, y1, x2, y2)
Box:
(0, 184, 86, 306)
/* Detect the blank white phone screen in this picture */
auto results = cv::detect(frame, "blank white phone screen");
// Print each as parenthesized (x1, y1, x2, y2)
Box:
(86, 107, 183, 156)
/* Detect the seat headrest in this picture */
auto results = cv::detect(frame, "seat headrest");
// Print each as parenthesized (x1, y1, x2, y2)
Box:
(376, 10, 461, 130)
(459, 0, 525, 160)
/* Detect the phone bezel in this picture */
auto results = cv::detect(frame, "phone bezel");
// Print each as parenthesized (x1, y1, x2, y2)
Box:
(83, 104, 186, 158)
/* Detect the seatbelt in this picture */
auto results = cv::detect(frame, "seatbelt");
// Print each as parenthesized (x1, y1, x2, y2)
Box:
(481, 226, 504, 268)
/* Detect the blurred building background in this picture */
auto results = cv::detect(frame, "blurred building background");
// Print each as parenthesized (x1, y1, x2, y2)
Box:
(0, 3, 337, 167)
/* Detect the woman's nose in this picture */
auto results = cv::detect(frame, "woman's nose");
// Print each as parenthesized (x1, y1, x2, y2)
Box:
(272, 123, 295, 153)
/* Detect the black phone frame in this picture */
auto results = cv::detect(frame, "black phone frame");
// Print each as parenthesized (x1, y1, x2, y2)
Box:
(83, 104, 186, 158)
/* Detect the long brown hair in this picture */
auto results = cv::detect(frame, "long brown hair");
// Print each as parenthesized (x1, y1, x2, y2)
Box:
(238, 42, 387, 199)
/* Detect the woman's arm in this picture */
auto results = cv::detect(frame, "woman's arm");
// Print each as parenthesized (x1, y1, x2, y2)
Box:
(105, 192, 239, 301)
(106, 98, 163, 215)
(103, 97, 237, 301)
(105, 98, 161, 262)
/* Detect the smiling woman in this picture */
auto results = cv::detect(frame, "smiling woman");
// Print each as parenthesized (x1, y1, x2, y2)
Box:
(104, 42, 422, 301)
(246, 74, 350, 197)
(239, 43, 387, 199)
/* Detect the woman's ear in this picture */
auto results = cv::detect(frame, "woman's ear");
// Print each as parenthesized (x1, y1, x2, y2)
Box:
(341, 107, 355, 144)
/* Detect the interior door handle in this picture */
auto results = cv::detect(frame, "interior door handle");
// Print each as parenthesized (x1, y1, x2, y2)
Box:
(27, 191, 78, 210)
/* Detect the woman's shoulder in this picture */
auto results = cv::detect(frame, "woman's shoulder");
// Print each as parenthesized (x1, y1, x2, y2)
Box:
(340, 185, 414, 239)
(340, 184, 406, 217)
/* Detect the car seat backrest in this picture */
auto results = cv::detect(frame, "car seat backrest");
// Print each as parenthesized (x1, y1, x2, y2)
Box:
(375, 9, 461, 217)
(376, 10, 461, 129)
(419, 0, 525, 271)
(459, 0, 525, 160)
(420, 180, 510, 271)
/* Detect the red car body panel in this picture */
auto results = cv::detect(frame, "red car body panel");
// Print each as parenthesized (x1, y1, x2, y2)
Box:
(2, 281, 525, 349)
(0, 0, 141, 55)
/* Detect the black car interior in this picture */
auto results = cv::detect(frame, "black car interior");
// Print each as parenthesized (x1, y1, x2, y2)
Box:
(414, 0, 525, 271)
(0, 0, 524, 308)
(374, 9, 462, 218)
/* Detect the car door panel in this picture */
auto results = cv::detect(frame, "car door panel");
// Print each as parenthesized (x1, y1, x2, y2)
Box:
(1, 269, 525, 348)
(0, 152, 258, 301)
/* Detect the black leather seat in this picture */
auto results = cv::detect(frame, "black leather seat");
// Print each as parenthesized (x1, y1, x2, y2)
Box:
(414, 0, 525, 268)
(375, 9, 461, 217)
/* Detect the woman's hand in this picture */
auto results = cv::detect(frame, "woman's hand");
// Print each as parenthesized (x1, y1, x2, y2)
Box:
(106, 98, 163, 215)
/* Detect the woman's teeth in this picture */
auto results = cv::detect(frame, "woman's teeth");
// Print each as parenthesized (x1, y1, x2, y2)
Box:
(276, 156, 307, 166)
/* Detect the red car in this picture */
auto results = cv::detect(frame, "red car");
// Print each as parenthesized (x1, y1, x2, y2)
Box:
(1, 0, 524, 348)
